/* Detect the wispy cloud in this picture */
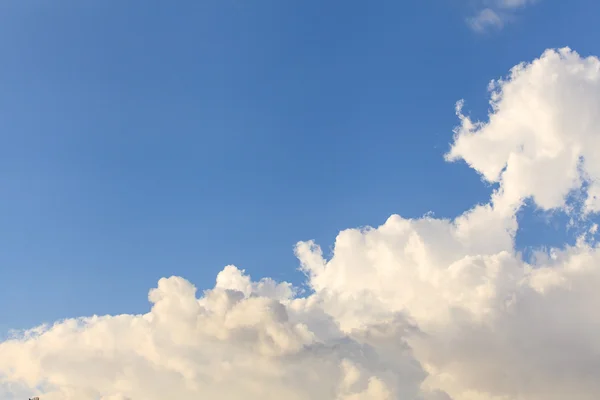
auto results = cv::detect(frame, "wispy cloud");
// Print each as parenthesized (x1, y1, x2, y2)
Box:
(468, 0, 537, 32)
(497, 0, 534, 8)
(468, 8, 504, 32)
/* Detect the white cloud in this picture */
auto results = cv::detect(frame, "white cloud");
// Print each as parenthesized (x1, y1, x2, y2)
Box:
(497, 0, 535, 9)
(3, 48, 600, 400)
(468, 9, 504, 33)
(447, 48, 600, 214)
(0, 269, 438, 400)
(468, 0, 537, 32)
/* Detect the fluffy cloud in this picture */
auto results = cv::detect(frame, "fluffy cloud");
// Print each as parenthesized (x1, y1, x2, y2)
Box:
(2, 48, 600, 400)
(0, 269, 436, 400)
(298, 218, 600, 400)
(448, 48, 600, 214)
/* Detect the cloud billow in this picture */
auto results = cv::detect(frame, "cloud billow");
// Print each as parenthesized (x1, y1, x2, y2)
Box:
(2, 48, 600, 400)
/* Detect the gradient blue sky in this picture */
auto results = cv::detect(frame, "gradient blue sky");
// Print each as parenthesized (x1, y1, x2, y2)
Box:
(1, 0, 599, 333)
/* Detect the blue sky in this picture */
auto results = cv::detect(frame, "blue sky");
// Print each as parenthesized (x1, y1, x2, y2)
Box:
(1, 0, 599, 334)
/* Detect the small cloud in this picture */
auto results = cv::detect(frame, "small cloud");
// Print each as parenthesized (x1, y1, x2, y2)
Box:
(468, 8, 504, 32)
(497, 0, 534, 9)
(467, 0, 537, 32)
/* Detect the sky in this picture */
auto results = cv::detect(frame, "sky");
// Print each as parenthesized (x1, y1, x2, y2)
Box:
(2, 1, 600, 399)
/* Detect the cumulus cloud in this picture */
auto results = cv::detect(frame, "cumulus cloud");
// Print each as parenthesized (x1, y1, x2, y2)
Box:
(2, 48, 600, 400)
(447, 48, 600, 214)
(0, 269, 436, 400)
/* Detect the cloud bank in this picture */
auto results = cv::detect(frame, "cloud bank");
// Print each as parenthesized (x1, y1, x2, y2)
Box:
(2, 48, 600, 400)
